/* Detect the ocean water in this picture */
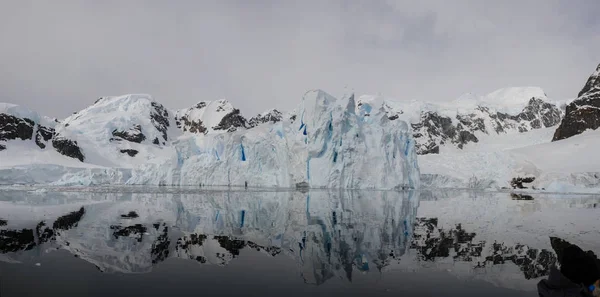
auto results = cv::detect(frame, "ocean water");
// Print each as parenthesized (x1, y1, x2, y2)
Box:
(0, 187, 599, 297)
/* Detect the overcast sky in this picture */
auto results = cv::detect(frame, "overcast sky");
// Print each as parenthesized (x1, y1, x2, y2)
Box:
(1, 0, 599, 118)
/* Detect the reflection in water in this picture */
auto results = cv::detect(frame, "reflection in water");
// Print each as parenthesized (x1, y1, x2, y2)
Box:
(0, 189, 599, 289)
(411, 218, 556, 280)
(511, 193, 535, 200)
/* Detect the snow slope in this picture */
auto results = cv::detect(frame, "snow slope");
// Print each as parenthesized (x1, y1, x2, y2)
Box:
(421, 127, 600, 192)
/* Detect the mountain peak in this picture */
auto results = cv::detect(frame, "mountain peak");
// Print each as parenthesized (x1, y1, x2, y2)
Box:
(577, 63, 600, 98)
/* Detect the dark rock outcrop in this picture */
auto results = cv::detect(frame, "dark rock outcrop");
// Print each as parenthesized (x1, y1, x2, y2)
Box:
(150, 102, 170, 141)
(213, 109, 248, 132)
(0, 114, 34, 141)
(52, 137, 85, 162)
(111, 125, 146, 143)
(175, 102, 209, 134)
(0, 113, 56, 149)
(35, 125, 55, 149)
(119, 149, 139, 157)
(0, 144, 5, 151)
(248, 109, 283, 128)
(553, 64, 600, 141)
(176, 116, 207, 134)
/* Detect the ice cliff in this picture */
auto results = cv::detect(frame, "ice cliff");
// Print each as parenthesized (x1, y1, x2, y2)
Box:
(129, 90, 419, 189)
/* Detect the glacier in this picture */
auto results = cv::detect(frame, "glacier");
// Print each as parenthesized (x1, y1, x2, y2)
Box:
(128, 90, 419, 189)
(0, 90, 420, 189)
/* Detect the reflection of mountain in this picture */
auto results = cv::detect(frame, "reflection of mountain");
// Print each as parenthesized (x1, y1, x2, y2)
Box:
(0, 189, 599, 288)
(411, 217, 556, 280)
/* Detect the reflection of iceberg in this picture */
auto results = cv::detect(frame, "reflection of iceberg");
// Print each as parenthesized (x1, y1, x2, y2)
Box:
(1, 189, 599, 290)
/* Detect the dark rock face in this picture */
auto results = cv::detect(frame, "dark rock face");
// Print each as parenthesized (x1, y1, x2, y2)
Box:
(248, 110, 283, 128)
(0, 114, 35, 142)
(111, 125, 146, 143)
(411, 217, 557, 280)
(213, 109, 248, 132)
(553, 64, 600, 141)
(35, 125, 55, 149)
(411, 98, 562, 154)
(0, 144, 5, 151)
(119, 149, 139, 157)
(411, 112, 479, 154)
(176, 116, 208, 134)
(175, 102, 209, 134)
(52, 137, 85, 162)
(150, 102, 170, 141)
(0, 113, 56, 149)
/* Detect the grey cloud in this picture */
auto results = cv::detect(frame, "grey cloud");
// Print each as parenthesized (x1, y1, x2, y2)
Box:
(1, 0, 599, 118)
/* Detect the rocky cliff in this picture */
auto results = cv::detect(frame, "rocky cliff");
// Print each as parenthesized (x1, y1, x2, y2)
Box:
(553, 63, 600, 141)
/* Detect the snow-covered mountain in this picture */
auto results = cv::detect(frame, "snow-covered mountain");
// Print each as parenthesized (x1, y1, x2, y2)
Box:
(0, 90, 419, 189)
(358, 87, 562, 154)
(7, 62, 600, 192)
(49, 94, 178, 167)
(415, 63, 600, 192)
(174, 99, 248, 134)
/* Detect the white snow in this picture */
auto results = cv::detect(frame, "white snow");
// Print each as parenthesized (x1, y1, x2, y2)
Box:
(479, 87, 547, 114)
(0, 102, 56, 127)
